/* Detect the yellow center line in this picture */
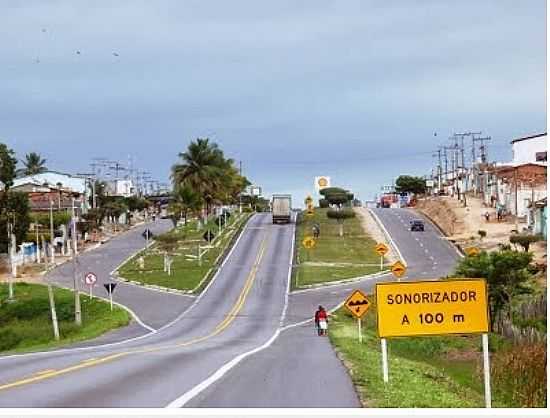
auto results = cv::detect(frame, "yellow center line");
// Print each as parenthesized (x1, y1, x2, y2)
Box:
(0, 228, 271, 392)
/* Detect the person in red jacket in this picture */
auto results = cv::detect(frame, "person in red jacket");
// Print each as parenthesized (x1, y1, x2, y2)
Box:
(314, 306, 328, 336)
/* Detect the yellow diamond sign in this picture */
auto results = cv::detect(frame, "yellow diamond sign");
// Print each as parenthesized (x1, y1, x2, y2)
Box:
(344, 289, 370, 319)
(302, 236, 316, 249)
(391, 260, 406, 278)
(375, 243, 389, 257)
(465, 247, 480, 257)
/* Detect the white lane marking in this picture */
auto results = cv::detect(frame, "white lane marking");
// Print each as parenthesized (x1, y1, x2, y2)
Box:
(432, 266, 437, 270)
(419, 242, 423, 247)
(429, 256, 434, 261)
(166, 214, 296, 407)
(0, 215, 256, 362)
(424, 249, 429, 254)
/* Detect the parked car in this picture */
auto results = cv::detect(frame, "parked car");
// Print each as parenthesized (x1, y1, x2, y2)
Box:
(410, 219, 425, 231)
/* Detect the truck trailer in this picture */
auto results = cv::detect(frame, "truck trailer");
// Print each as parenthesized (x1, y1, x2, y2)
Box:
(272, 194, 292, 224)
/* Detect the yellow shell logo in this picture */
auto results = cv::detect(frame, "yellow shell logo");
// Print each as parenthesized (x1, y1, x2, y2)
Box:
(318, 178, 328, 188)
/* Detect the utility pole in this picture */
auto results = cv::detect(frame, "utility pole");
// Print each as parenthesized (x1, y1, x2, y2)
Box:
(71, 197, 82, 326)
(7, 218, 15, 300)
(239, 160, 243, 214)
(49, 200, 55, 264)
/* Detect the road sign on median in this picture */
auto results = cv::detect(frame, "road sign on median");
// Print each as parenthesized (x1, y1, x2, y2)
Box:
(302, 236, 316, 249)
(375, 279, 489, 338)
(344, 289, 370, 319)
(84, 272, 97, 286)
(390, 260, 406, 278)
(203, 230, 215, 242)
(375, 243, 389, 257)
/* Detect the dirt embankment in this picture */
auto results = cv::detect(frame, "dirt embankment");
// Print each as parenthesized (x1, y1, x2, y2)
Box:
(416, 196, 546, 267)
(415, 198, 464, 237)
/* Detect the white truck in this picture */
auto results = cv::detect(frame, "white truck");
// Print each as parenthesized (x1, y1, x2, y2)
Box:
(272, 194, 292, 224)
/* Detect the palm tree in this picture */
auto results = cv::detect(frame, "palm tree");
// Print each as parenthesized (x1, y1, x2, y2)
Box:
(172, 139, 228, 216)
(17, 152, 47, 176)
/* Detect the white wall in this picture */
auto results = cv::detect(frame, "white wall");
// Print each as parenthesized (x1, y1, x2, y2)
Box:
(512, 135, 547, 165)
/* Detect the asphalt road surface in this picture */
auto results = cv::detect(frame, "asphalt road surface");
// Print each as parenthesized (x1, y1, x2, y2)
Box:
(0, 208, 460, 407)
(0, 213, 297, 407)
(189, 208, 461, 407)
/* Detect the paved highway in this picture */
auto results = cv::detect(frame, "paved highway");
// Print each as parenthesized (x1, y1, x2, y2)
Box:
(46, 219, 194, 336)
(0, 208, 460, 407)
(189, 208, 460, 407)
(0, 214, 296, 407)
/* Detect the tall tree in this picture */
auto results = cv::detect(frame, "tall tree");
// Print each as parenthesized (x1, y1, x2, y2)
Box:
(171, 138, 247, 216)
(17, 152, 47, 176)
(395, 175, 426, 194)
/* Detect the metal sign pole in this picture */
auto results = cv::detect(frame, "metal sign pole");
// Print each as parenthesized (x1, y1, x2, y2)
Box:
(109, 292, 113, 311)
(89, 285, 93, 300)
(381, 338, 389, 383)
(482, 333, 492, 408)
(380, 255, 383, 271)
(358, 318, 362, 343)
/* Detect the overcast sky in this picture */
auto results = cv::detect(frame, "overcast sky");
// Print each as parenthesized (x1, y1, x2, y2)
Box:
(1, 1, 546, 204)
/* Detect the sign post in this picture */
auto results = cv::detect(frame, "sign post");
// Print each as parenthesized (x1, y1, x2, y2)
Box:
(84, 272, 97, 300)
(375, 278, 491, 406)
(344, 289, 370, 343)
(375, 243, 389, 271)
(380, 338, 389, 383)
(103, 283, 117, 311)
(482, 333, 492, 408)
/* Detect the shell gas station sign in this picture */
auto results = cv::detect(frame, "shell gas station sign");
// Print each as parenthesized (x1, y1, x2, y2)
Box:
(314, 176, 331, 192)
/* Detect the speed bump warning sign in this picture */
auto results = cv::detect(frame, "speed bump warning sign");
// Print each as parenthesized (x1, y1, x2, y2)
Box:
(344, 289, 370, 319)
(376, 279, 489, 338)
(390, 260, 406, 278)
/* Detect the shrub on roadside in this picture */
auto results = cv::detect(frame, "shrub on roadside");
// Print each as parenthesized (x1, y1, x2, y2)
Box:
(490, 342, 547, 407)
(509, 234, 542, 252)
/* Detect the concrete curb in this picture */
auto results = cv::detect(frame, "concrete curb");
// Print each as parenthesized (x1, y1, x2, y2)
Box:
(291, 269, 392, 294)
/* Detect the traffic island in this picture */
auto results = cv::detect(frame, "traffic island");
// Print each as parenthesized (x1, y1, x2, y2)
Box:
(0, 283, 129, 354)
(115, 213, 251, 293)
(293, 208, 383, 289)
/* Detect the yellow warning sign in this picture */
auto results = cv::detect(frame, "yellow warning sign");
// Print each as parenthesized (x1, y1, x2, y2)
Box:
(375, 279, 489, 338)
(375, 243, 389, 257)
(344, 289, 370, 319)
(391, 260, 406, 278)
(465, 247, 480, 257)
(302, 236, 316, 249)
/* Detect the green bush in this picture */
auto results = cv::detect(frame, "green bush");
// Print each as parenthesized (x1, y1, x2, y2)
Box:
(326, 208, 356, 220)
(319, 198, 329, 208)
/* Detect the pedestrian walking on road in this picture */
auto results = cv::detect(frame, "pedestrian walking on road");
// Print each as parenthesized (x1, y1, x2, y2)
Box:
(314, 305, 328, 336)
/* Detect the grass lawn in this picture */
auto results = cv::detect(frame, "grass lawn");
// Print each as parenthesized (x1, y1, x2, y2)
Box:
(0, 283, 129, 354)
(293, 208, 382, 288)
(329, 299, 516, 408)
(117, 212, 251, 292)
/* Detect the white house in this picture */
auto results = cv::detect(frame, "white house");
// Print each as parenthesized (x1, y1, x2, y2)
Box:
(511, 133, 547, 165)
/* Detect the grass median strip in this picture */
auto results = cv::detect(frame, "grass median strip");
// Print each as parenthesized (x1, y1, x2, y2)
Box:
(0, 283, 129, 355)
(293, 208, 381, 288)
(117, 213, 251, 292)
